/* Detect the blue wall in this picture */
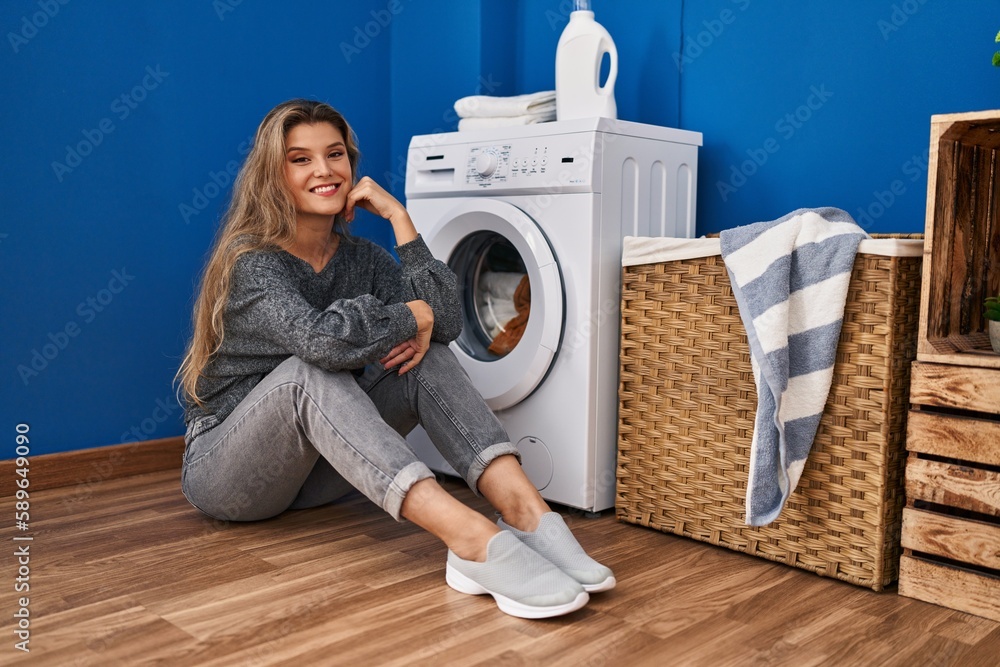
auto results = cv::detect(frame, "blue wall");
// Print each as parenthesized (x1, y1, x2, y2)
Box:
(1, 1, 393, 455)
(3, 0, 998, 456)
(678, 0, 999, 234)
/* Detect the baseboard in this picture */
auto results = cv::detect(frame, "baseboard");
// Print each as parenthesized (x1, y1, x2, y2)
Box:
(0, 436, 185, 496)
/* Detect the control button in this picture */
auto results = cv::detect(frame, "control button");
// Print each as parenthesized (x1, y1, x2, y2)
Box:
(541, 157, 548, 166)
(531, 157, 538, 166)
(475, 152, 499, 177)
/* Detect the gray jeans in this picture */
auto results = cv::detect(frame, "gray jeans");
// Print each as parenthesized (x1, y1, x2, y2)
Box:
(181, 343, 518, 522)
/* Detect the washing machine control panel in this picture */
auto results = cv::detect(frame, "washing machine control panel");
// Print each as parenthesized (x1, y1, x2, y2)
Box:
(467, 142, 561, 188)
(466, 145, 511, 186)
(407, 134, 597, 195)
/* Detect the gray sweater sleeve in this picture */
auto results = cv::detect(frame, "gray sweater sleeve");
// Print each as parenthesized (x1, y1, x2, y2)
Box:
(229, 251, 418, 371)
(371, 236, 463, 343)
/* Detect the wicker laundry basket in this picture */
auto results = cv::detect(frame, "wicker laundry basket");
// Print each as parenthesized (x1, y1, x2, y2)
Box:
(616, 235, 923, 591)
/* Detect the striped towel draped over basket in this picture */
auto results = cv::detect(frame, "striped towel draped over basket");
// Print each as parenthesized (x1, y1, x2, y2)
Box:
(720, 207, 868, 526)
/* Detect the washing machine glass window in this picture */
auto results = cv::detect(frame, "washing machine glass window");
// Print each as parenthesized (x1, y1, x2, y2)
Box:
(421, 199, 563, 411)
(449, 231, 531, 360)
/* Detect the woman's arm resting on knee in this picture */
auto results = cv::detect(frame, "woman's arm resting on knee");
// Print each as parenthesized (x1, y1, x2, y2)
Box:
(230, 253, 418, 371)
(346, 178, 462, 343)
(380, 300, 434, 374)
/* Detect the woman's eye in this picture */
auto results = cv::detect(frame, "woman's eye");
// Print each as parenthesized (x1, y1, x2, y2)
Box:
(330, 151, 343, 159)
(291, 156, 308, 163)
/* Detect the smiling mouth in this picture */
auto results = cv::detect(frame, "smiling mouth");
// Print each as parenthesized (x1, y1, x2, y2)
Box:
(310, 183, 341, 195)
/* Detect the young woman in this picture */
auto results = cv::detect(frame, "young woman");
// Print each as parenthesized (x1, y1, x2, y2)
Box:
(176, 99, 614, 619)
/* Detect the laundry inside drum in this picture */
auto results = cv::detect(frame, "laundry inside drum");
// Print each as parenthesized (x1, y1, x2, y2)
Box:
(450, 232, 532, 361)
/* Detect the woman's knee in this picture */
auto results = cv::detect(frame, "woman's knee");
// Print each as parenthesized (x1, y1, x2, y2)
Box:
(275, 356, 357, 388)
(418, 342, 467, 376)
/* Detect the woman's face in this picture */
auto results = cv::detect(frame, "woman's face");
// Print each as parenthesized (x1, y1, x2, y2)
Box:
(283, 122, 353, 225)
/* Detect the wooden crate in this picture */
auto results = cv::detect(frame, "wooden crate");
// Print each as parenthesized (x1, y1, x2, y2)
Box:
(904, 110, 1000, 620)
(918, 110, 1000, 369)
(899, 361, 1000, 622)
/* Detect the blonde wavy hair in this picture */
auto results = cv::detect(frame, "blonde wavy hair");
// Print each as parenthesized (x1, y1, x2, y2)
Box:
(176, 99, 361, 407)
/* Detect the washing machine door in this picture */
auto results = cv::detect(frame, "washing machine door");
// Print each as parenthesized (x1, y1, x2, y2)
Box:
(427, 199, 563, 411)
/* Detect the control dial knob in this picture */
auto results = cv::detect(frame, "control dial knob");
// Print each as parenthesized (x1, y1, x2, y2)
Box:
(475, 151, 499, 177)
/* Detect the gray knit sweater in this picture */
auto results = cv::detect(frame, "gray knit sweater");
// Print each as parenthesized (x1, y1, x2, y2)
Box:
(184, 234, 461, 440)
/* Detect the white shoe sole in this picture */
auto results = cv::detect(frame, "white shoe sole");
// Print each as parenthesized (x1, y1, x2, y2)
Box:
(445, 563, 590, 619)
(582, 575, 616, 593)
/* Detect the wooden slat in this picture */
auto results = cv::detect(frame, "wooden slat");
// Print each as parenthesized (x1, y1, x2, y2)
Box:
(970, 146, 996, 336)
(0, 436, 184, 496)
(899, 554, 1000, 623)
(917, 113, 941, 361)
(967, 144, 992, 334)
(950, 143, 976, 336)
(939, 119, 1000, 149)
(915, 349, 1000, 370)
(909, 361, 1000, 413)
(935, 109, 1000, 125)
(925, 139, 958, 345)
(906, 410, 1000, 466)
(905, 457, 1000, 516)
(991, 149, 1000, 299)
(901, 508, 1000, 569)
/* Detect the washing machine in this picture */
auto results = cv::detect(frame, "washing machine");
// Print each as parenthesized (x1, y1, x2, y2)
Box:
(404, 117, 701, 513)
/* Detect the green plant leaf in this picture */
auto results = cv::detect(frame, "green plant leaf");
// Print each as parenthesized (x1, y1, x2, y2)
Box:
(995, 29, 1000, 42)
(994, 51, 1000, 67)
(986, 296, 1000, 321)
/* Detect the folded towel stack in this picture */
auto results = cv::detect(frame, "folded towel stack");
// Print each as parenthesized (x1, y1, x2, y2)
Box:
(454, 91, 556, 131)
(719, 207, 869, 526)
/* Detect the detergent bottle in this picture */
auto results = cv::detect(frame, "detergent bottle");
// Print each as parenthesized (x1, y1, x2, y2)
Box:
(555, 0, 618, 121)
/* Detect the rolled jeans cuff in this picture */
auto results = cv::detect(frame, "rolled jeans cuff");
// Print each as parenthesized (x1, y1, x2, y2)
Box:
(384, 460, 436, 521)
(467, 442, 522, 497)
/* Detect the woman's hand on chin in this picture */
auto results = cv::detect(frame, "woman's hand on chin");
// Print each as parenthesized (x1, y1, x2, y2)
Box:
(343, 176, 404, 222)
(343, 176, 418, 245)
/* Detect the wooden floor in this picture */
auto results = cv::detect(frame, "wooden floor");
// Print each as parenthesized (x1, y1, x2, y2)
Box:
(3, 470, 999, 666)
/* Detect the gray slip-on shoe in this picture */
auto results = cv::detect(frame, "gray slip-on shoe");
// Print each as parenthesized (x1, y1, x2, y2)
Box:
(445, 531, 589, 619)
(498, 512, 616, 593)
